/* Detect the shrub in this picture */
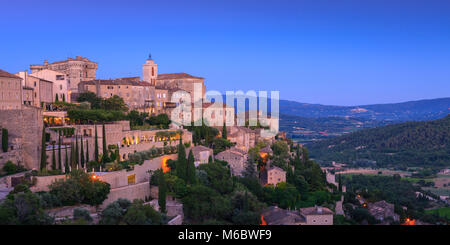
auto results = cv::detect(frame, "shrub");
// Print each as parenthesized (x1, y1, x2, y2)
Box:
(49, 170, 110, 206)
(2, 161, 17, 175)
(2, 128, 8, 152)
(73, 207, 93, 222)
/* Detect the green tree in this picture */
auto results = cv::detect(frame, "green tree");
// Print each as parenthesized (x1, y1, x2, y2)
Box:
(85, 139, 89, 163)
(40, 126, 47, 171)
(176, 138, 187, 181)
(62, 93, 66, 102)
(51, 142, 56, 170)
(77, 92, 102, 109)
(102, 123, 107, 165)
(55, 93, 59, 102)
(58, 132, 62, 170)
(1, 128, 8, 152)
(80, 136, 85, 168)
(75, 135, 79, 168)
(64, 145, 70, 174)
(70, 142, 75, 168)
(49, 170, 110, 206)
(94, 124, 99, 162)
(0, 192, 53, 225)
(222, 122, 227, 139)
(187, 149, 197, 184)
(158, 173, 167, 213)
(243, 157, 257, 179)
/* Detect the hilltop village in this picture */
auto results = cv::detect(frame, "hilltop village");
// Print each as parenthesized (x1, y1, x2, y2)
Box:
(0, 55, 338, 225)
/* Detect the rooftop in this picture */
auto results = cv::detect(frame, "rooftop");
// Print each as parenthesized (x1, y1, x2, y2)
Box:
(300, 206, 334, 216)
(0, 69, 21, 79)
(80, 79, 152, 87)
(261, 206, 305, 225)
(157, 73, 204, 80)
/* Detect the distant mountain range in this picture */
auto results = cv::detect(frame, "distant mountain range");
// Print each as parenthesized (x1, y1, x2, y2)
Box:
(278, 97, 449, 142)
(279, 97, 450, 122)
(306, 115, 450, 167)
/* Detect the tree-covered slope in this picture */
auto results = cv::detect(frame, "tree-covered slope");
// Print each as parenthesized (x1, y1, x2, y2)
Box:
(307, 115, 450, 167)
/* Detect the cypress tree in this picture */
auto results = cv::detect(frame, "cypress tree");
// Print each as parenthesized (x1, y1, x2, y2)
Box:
(62, 93, 65, 102)
(176, 138, 187, 181)
(94, 124, 99, 162)
(2, 128, 8, 152)
(187, 149, 196, 184)
(64, 145, 69, 174)
(58, 132, 62, 170)
(158, 172, 167, 213)
(80, 136, 85, 168)
(75, 135, 79, 167)
(70, 142, 75, 168)
(51, 142, 56, 170)
(102, 122, 107, 164)
(222, 122, 227, 139)
(55, 94, 59, 102)
(85, 139, 89, 163)
(40, 125, 47, 171)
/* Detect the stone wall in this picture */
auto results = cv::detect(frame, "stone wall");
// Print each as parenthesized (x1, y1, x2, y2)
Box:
(0, 106, 43, 169)
(100, 182, 151, 209)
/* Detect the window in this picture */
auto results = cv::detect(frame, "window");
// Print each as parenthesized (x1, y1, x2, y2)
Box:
(60, 85, 63, 90)
(56, 75, 64, 80)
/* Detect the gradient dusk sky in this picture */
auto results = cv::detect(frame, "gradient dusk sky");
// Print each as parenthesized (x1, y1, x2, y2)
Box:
(0, 0, 449, 106)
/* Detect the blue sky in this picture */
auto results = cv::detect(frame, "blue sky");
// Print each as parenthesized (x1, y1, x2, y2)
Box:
(1, 0, 449, 106)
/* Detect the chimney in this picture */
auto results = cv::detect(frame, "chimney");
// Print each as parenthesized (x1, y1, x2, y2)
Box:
(317, 206, 323, 214)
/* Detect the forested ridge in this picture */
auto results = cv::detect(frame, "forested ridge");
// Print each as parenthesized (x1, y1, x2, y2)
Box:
(307, 115, 450, 167)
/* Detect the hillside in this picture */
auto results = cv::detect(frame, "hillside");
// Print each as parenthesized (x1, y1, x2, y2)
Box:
(306, 115, 450, 167)
(280, 97, 450, 122)
(279, 114, 389, 143)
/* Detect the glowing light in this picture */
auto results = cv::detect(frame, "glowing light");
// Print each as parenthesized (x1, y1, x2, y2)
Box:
(403, 218, 416, 225)
(91, 174, 97, 180)
(162, 157, 170, 173)
(260, 215, 267, 225)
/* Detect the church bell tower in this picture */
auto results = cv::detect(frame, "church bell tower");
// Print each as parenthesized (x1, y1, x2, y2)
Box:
(142, 54, 158, 86)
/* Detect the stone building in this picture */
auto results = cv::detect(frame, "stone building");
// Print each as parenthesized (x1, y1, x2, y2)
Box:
(78, 78, 154, 110)
(228, 126, 257, 151)
(215, 147, 248, 176)
(262, 206, 333, 225)
(185, 145, 213, 167)
(30, 56, 97, 95)
(266, 166, 286, 186)
(299, 206, 334, 225)
(156, 73, 206, 100)
(0, 69, 23, 110)
(142, 55, 158, 86)
(16, 71, 53, 107)
(367, 200, 400, 222)
(31, 69, 68, 102)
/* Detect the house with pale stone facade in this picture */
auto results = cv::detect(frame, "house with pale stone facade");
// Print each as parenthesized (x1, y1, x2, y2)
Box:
(186, 145, 213, 167)
(215, 147, 248, 176)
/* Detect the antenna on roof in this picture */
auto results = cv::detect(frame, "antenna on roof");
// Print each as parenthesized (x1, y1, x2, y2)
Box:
(148, 53, 153, 60)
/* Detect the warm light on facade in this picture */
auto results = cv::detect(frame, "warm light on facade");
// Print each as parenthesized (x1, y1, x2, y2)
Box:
(162, 157, 170, 173)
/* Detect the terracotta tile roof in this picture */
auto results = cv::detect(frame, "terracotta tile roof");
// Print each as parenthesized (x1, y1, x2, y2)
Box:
(267, 166, 285, 173)
(0, 69, 22, 79)
(157, 73, 204, 80)
(261, 206, 305, 225)
(260, 145, 273, 154)
(300, 206, 334, 216)
(80, 79, 152, 87)
(28, 75, 53, 84)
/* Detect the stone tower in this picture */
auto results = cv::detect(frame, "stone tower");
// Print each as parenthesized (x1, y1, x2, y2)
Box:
(142, 54, 158, 86)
